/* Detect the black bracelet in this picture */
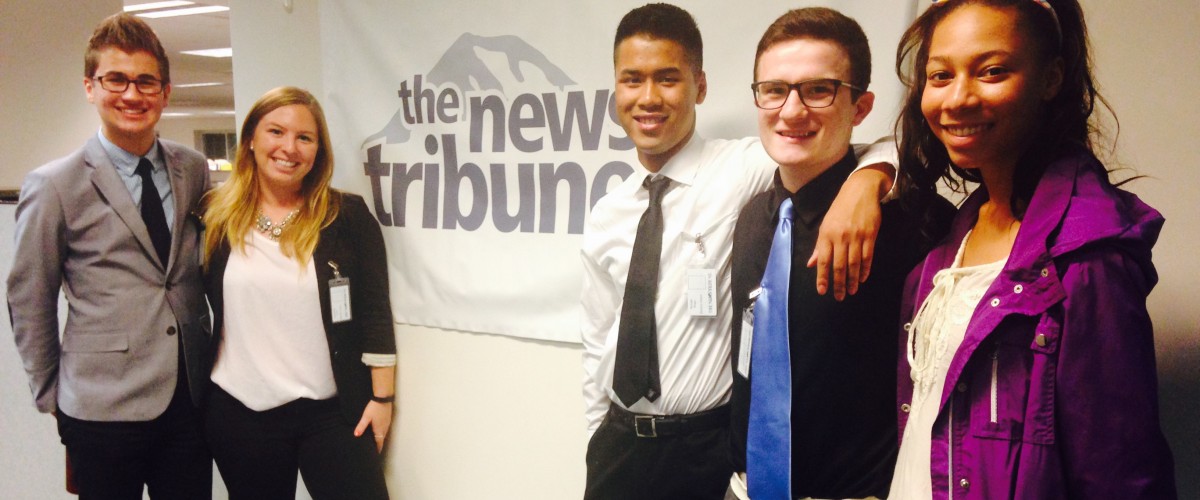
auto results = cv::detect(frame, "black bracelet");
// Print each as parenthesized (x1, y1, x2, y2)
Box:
(371, 394, 395, 403)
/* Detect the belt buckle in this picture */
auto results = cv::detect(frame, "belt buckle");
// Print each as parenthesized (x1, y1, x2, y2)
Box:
(634, 415, 658, 438)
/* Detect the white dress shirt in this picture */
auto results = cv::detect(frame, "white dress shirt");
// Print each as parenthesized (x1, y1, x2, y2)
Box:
(580, 135, 894, 431)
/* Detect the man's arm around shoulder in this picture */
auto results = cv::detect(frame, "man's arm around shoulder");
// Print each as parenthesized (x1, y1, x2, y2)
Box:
(812, 136, 898, 300)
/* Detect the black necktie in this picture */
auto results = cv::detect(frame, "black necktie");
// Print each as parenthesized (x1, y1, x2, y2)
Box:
(136, 158, 171, 266)
(613, 175, 671, 407)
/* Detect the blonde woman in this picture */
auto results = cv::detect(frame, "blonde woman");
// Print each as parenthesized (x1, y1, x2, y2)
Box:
(202, 86, 395, 500)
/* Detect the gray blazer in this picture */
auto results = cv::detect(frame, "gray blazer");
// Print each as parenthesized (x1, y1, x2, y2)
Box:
(8, 136, 212, 421)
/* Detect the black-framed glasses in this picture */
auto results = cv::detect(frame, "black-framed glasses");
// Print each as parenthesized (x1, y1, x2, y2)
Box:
(750, 78, 863, 109)
(92, 74, 166, 95)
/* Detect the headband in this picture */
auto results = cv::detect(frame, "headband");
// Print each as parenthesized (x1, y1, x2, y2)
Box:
(931, 0, 1062, 45)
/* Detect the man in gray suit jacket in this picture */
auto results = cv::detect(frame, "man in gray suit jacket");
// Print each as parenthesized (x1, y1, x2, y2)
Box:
(8, 13, 212, 499)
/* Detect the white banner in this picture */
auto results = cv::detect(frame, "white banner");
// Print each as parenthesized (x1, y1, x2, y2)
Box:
(318, 0, 920, 343)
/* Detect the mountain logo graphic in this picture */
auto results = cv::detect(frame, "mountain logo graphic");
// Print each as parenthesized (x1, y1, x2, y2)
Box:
(359, 33, 635, 235)
(362, 33, 577, 148)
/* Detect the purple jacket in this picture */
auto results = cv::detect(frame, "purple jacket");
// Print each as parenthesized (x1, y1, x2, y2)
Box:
(896, 148, 1177, 499)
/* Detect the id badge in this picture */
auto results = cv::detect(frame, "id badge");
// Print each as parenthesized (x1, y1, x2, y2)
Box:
(736, 288, 760, 379)
(686, 268, 717, 317)
(328, 261, 352, 323)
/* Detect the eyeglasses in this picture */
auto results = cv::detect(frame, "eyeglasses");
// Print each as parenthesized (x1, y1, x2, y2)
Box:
(92, 74, 166, 95)
(750, 78, 863, 110)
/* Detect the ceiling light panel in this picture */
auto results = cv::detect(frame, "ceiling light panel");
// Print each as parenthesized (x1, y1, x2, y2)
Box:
(137, 5, 229, 18)
(125, 1, 194, 12)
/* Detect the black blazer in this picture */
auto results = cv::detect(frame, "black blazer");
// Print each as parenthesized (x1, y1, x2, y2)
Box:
(205, 192, 396, 423)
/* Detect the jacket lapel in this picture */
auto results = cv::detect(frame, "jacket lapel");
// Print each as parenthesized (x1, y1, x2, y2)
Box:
(313, 217, 339, 335)
(162, 142, 192, 275)
(935, 173, 1073, 411)
(84, 136, 163, 270)
(206, 242, 231, 357)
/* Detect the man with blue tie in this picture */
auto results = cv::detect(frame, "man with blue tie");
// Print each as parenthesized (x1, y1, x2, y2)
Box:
(8, 13, 212, 499)
(727, 8, 954, 499)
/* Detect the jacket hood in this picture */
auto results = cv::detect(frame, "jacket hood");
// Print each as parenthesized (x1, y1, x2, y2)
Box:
(1029, 146, 1163, 287)
(947, 147, 1164, 289)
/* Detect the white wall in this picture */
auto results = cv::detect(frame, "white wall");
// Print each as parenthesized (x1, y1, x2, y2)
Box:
(1, 1, 1196, 499)
(1084, 0, 1200, 494)
(0, 0, 122, 190)
(229, 0, 323, 131)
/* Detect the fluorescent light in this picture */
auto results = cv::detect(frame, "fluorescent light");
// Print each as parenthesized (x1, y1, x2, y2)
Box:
(161, 110, 235, 118)
(181, 48, 233, 58)
(124, 1, 194, 12)
(173, 82, 225, 88)
(137, 5, 229, 18)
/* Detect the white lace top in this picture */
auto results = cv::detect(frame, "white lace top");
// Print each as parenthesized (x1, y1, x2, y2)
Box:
(889, 232, 1006, 499)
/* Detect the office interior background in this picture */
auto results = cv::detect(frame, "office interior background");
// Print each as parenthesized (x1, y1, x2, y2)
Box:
(1, 0, 1196, 498)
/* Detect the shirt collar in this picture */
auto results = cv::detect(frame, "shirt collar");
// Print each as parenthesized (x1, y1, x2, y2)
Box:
(648, 133, 705, 187)
(97, 130, 165, 177)
(763, 147, 858, 227)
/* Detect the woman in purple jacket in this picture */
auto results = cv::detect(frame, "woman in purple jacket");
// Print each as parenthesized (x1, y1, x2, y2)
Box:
(887, 0, 1177, 498)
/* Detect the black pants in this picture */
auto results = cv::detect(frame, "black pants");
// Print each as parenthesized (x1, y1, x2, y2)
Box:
(205, 386, 388, 500)
(56, 382, 212, 500)
(584, 408, 732, 500)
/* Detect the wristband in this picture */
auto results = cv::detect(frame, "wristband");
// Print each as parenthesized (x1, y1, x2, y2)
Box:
(371, 394, 395, 404)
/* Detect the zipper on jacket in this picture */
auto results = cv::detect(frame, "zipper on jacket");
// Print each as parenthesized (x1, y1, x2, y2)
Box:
(948, 393, 954, 500)
(990, 348, 999, 424)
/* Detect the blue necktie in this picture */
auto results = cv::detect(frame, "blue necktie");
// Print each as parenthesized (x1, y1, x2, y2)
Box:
(748, 197, 793, 500)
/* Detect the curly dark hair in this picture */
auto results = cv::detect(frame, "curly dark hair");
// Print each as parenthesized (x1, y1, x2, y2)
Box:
(895, 0, 1114, 221)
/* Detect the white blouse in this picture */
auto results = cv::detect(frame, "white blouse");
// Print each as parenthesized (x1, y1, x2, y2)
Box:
(889, 232, 1006, 499)
(210, 230, 338, 411)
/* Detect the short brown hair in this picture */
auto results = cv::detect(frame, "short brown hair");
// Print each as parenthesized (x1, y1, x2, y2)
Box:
(84, 13, 171, 82)
(754, 7, 870, 99)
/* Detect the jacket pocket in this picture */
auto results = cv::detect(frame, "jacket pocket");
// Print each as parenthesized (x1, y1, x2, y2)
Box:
(1022, 309, 1062, 445)
(62, 332, 128, 353)
(967, 311, 1061, 446)
(969, 323, 1034, 441)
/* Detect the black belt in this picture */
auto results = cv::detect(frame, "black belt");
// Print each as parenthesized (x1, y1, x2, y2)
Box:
(607, 404, 729, 438)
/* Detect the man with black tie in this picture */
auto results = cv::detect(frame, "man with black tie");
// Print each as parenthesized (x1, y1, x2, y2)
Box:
(8, 13, 212, 499)
(580, 4, 899, 499)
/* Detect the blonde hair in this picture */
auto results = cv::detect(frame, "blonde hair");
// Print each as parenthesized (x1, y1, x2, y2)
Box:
(203, 86, 340, 266)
